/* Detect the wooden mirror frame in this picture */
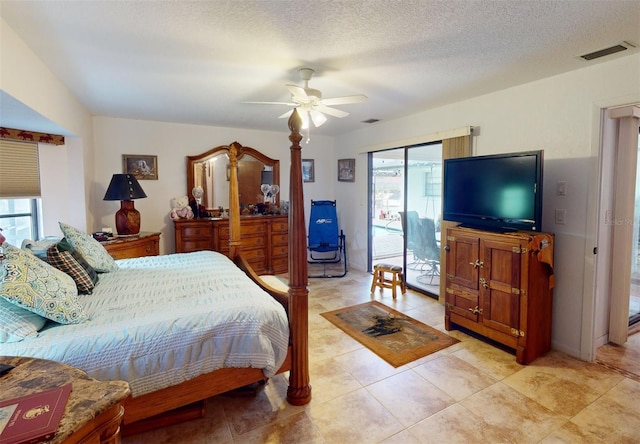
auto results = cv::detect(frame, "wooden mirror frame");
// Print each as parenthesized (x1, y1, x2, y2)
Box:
(187, 142, 280, 208)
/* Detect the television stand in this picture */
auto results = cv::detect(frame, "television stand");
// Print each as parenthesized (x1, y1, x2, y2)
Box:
(443, 226, 554, 364)
(458, 223, 516, 234)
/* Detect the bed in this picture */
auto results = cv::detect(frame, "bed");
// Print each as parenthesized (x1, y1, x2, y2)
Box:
(0, 110, 311, 434)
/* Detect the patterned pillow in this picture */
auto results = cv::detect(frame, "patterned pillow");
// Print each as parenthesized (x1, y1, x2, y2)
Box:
(0, 244, 88, 324)
(0, 297, 47, 343)
(59, 222, 119, 272)
(47, 243, 96, 294)
(58, 238, 99, 287)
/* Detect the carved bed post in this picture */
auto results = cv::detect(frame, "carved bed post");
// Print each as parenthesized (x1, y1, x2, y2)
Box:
(286, 109, 312, 405)
(228, 142, 241, 260)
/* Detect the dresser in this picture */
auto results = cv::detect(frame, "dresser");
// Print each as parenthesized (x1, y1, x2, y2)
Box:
(101, 232, 161, 260)
(174, 215, 288, 274)
(0, 356, 130, 444)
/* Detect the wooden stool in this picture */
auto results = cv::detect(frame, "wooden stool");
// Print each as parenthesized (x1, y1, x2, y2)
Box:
(370, 263, 406, 299)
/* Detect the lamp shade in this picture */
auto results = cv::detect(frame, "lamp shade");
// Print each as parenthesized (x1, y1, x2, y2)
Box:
(103, 174, 147, 201)
(103, 174, 147, 236)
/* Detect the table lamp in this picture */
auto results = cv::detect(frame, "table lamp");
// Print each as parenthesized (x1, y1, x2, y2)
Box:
(103, 174, 147, 235)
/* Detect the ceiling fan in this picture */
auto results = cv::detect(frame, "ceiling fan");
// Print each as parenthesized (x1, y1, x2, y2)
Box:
(244, 68, 367, 128)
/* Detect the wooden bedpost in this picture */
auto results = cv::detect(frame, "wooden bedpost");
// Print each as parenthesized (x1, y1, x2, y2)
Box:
(228, 142, 242, 260)
(286, 109, 312, 405)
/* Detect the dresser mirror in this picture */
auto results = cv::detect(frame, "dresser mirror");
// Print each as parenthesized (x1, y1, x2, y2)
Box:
(187, 143, 280, 213)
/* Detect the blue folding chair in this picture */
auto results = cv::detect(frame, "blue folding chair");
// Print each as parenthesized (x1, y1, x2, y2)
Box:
(307, 200, 348, 278)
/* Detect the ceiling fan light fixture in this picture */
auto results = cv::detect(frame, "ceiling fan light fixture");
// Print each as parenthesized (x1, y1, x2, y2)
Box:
(245, 67, 367, 130)
(300, 109, 310, 129)
(309, 109, 327, 127)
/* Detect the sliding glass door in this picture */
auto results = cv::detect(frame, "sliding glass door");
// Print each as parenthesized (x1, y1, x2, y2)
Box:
(369, 142, 442, 297)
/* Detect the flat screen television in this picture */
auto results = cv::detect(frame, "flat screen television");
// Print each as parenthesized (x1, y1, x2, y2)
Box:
(443, 150, 544, 232)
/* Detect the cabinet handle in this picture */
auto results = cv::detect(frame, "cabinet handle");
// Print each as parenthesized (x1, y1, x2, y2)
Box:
(444, 245, 450, 252)
(479, 277, 488, 289)
(467, 306, 483, 315)
(469, 259, 483, 269)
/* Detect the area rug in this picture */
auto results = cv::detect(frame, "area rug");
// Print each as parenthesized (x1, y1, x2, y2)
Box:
(321, 301, 459, 367)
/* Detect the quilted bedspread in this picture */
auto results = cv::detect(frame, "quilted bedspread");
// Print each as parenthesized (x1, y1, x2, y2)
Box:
(0, 251, 290, 397)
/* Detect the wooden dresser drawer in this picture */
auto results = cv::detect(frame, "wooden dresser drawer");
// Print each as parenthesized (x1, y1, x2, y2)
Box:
(272, 233, 288, 245)
(272, 245, 288, 257)
(102, 232, 160, 260)
(272, 257, 288, 274)
(271, 221, 288, 232)
(180, 225, 214, 239)
(242, 236, 266, 248)
(181, 240, 215, 252)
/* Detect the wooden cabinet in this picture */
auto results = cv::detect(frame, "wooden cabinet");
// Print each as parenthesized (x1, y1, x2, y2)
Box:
(444, 226, 554, 364)
(101, 232, 160, 260)
(174, 215, 288, 275)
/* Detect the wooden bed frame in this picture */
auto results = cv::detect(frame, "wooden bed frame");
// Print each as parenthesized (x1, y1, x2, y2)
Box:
(121, 110, 311, 435)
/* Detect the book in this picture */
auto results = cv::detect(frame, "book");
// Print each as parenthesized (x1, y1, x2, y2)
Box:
(0, 384, 72, 444)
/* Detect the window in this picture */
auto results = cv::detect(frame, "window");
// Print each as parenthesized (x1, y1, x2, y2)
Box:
(0, 198, 41, 246)
(0, 139, 42, 246)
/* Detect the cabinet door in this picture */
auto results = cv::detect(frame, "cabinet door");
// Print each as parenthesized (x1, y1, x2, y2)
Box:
(480, 238, 522, 336)
(445, 230, 480, 291)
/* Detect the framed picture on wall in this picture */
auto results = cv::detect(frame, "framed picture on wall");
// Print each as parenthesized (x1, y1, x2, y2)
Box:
(123, 154, 158, 180)
(302, 159, 315, 182)
(338, 158, 355, 182)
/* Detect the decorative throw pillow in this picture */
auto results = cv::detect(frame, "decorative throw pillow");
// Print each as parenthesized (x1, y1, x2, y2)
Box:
(58, 222, 119, 273)
(0, 297, 47, 343)
(22, 237, 62, 261)
(47, 244, 95, 294)
(58, 238, 99, 287)
(0, 244, 88, 324)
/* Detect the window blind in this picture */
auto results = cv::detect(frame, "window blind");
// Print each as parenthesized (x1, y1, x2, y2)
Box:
(0, 140, 41, 198)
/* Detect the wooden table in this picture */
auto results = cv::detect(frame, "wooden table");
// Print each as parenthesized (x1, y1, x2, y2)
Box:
(100, 232, 160, 260)
(0, 356, 130, 444)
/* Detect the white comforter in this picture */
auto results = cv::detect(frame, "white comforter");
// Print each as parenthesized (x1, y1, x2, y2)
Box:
(0, 251, 290, 397)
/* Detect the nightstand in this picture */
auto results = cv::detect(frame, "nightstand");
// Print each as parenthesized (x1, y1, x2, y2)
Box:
(101, 231, 160, 260)
(0, 356, 130, 444)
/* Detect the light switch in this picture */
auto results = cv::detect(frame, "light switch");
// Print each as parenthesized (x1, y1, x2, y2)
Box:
(556, 181, 567, 196)
(555, 209, 566, 224)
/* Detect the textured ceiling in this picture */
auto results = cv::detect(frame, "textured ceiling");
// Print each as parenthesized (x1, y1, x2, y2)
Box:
(1, 0, 639, 136)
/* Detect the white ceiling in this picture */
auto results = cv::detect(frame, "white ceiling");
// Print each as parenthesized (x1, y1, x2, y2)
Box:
(1, 0, 639, 137)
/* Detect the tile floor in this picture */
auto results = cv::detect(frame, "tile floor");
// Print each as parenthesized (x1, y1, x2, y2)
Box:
(124, 270, 640, 444)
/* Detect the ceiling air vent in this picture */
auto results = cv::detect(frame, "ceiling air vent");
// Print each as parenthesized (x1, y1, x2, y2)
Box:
(362, 118, 380, 124)
(578, 41, 636, 61)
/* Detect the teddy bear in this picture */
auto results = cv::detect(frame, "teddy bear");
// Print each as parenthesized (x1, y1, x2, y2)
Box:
(170, 195, 194, 220)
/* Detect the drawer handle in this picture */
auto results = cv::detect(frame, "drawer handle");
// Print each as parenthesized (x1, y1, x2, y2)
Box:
(145, 247, 151, 252)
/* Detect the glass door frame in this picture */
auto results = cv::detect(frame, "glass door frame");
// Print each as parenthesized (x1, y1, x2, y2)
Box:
(368, 142, 443, 297)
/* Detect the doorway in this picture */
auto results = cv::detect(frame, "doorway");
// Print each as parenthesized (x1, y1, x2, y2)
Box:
(628, 127, 640, 327)
(598, 105, 640, 347)
(369, 143, 443, 297)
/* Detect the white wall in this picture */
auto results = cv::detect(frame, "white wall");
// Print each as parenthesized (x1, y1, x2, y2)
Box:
(335, 53, 640, 359)
(0, 18, 93, 232)
(92, 117, 335, 254)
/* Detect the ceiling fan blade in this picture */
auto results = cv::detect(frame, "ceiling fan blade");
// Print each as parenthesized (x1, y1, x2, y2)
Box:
(243, 101, 297, 106)
(321, 94, 368, 106)
(317, 105, 349, 118)
(286, 84, 308, 99)
(309, 109, 328, 127)
(278, 109, 294, 119)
